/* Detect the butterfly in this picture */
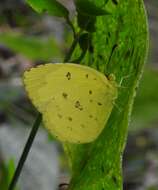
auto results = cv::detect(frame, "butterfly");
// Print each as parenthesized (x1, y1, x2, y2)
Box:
(23, 63, 117, 144)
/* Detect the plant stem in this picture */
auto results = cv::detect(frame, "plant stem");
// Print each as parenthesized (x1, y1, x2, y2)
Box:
(64, 30, 83, 63)
(8, 30, 80, 190)
(66, 17, 76, 39)
(64, 36, 79, 62)
(8, 113, 42, 190)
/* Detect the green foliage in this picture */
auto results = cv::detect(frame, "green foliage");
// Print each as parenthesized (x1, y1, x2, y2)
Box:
(71, 33, 91, 63)
(112, 0, 118, 5)
(78, 33, 90, 52)
(27, 0, 69, 18)
(75, 0, 110, 16)
(131, 68, 158, 131)
(75, 0, 110, 33)
(0, 159, 17, 190)
(63, 0, 148, 190)
(77, 13, 97, 33)
(0, 32, 62, 61)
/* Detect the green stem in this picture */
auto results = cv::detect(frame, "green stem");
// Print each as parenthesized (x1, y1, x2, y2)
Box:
(64, 30, 83, 63)
(64, 36, 79, 62)
(8, 113, 42, 190)
(71, 50, 86, 64)
(8, 30, 80, 190)
(66, 17, 76, 39)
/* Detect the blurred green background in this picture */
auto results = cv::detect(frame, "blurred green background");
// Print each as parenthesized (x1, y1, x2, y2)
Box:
(0, 0, 158, 190)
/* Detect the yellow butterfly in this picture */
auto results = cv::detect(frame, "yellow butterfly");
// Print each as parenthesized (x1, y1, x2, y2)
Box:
(23, 63, 117, 144)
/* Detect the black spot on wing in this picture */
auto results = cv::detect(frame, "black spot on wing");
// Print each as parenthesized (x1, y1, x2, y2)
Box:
(85, 74, 89, 78)
(66, 72, 71, 80)
(68, 117, 72, 121)
(89, 90, 92, 95)
(57, 114, 62, 118)
(75, 101, 83, 111)
(98, 102, 102, 106)
(62, 92, 68, 99)
(55, 105, 60, 109)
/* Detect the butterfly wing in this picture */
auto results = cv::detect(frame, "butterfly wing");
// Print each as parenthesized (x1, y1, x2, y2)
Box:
(23, 63, 117, 143)
(23, 64, 61, 112)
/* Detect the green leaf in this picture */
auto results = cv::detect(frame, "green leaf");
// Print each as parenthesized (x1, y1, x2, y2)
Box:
(0, 163, 8, 189)
(0, 32, 62, 61)
(64, 0, 148, 189)
(112, 0, 118, 5)
(77, 13, 96, 32)
(27, 0, 69, 18)
(72, 33, 91, 63)
(79, 33, 90, 52)
(7, 159, 16, 183)
(76, 0, 110, 32)
(75, 0, 110, 16)
(0, 159, 17, 190)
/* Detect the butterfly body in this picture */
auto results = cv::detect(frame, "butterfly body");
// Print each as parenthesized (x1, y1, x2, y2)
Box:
(23, 63, 117, 143)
